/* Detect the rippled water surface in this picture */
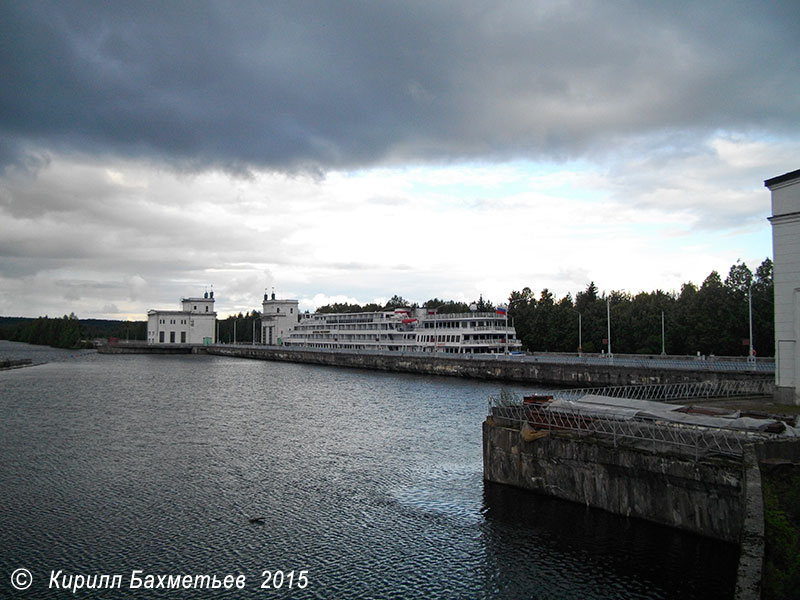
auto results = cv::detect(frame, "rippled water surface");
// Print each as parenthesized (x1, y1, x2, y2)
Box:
(1, 347, 738, 598)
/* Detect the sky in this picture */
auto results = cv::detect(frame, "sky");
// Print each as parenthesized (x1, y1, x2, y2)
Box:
(1, 1, 799, 319)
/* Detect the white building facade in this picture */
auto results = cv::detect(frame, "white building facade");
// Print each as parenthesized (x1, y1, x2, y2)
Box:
(147, 292, 217, 345)
(260, 291, 299, 345)
(766, 169, 800, 405)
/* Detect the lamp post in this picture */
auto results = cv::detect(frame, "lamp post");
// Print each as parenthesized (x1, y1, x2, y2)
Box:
(606, 298, 613, 358)
(661, 311, 666, 356)
(748, 283, 755, 363)
(572, 309, 582, 355)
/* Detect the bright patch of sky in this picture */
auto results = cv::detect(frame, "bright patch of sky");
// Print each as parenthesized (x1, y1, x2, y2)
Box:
(0, 133, 783, 320)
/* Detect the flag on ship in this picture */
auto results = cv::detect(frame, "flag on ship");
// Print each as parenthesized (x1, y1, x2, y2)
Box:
(496, 306, 507, 316)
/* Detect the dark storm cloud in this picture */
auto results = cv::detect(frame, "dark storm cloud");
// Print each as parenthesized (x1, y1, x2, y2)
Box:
(2, 1, 798, 173)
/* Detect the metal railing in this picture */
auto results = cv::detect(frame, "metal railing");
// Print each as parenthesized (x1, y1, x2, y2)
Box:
(513, 352, 775, 373)
(211, 343, 775, 372)
(429, 312, 505, 320)
(550, 379, 775, 403)
(488, 381, 777, 459)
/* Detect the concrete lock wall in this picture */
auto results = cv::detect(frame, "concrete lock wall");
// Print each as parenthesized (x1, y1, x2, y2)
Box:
(99, 343, 768, 387)
(204, 346, 764, 387)
(482, 419, 746, 543)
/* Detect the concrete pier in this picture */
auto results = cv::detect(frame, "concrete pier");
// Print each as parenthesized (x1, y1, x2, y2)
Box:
(203, 345, 769, 387)
(482, 413, 800, 599)
(482, 417, 747, 542)
(99, 341, 196, 354)
(98, 341, 773, 386)
(0, 358, 33, 370)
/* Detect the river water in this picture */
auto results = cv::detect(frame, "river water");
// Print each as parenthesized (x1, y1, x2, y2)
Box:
(1, 341, 738, 598)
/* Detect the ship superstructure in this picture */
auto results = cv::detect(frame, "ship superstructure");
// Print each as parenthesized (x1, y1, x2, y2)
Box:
(283, 307, 522, 354)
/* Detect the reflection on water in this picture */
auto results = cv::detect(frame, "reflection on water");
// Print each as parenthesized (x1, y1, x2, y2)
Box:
(480, 482, 738, 599)
(0, 348, 737, 598)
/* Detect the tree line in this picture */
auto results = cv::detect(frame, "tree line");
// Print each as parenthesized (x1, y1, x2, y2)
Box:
(0, 316, 146, 348)
(508, 258, 774, 356)
(216, 311, 262, 344)
(315, 294, 497, 314)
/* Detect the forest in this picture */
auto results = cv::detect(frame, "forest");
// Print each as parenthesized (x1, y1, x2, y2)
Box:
(506, 258, 774, 357)
(0, 315, 146, 349)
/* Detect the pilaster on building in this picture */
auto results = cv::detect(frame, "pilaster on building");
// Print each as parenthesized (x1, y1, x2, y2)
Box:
(766, 168, 800, 405)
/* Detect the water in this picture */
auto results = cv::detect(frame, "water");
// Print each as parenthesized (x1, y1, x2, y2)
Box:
(0, 339, 89, 364)
(1, 343, 739, 598)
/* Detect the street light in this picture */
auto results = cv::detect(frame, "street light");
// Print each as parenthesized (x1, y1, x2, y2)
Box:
(661, 310, 666, 356)
(606, 298, 613, 358)
(572, 309, 582, 355)
(748, 282, 755, 363)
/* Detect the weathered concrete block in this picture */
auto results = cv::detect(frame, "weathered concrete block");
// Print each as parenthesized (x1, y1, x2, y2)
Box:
(482, 419, 744, 543)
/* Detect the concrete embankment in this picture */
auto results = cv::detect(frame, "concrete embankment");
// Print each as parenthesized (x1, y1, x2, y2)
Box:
(100, 342, 195, 354)
(482, 417, 747, 542)
(0, 358, 33, 370)
(203, 345, 768, 387)
(483, 419, 800, 599)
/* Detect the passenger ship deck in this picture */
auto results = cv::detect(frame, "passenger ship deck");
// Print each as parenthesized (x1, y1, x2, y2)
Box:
(283, 308, 522, 354)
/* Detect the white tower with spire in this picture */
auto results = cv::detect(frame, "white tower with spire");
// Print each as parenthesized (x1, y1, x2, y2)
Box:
(260, 289, 298, 345)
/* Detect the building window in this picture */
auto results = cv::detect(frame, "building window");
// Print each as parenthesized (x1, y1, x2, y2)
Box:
(159, 331, 165, 343)
(170, 331, 175, 343)
(205, 306, 209, 312)
(181, 331, 186, 343)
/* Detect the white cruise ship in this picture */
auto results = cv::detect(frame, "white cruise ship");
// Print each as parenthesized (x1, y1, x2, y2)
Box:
(282, 307, 523, 354)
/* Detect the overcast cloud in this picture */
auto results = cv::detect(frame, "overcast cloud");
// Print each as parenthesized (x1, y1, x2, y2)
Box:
(1, 1, 798, 319)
